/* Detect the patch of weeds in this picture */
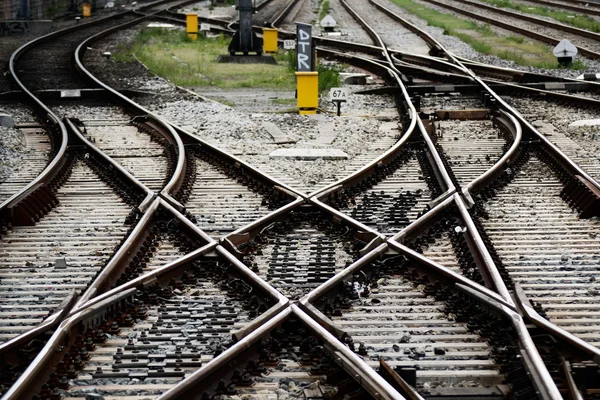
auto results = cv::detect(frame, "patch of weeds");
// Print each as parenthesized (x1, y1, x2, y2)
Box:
(388, 0, 584, 69)
(560, 59, 586, 70)
(319, 0, 330, 22)
(476, 23, 494, 37)
(120, 28, 296, 89)
(506, 35, 524, 44)
(481, 0, 600, 33)
(318, 64, 341, 93)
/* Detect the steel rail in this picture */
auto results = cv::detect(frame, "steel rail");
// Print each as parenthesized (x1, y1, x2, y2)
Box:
(1, 287, 138, 400)
(1, 12, 173, 355)
(364, 0, 600, 385)
(64, 118, 155, 205)
(419, 0, 600, 60)
(459, 0, 600, 42)
(299, 239, 556, 397)
(70, 196, 217, 314)
(72, 16, 187, 199)
(455, 68, 600, 193)
(291, 304, 405, 400)
(524, 0, 600, 15)
(454, 193, 514, 304)
(159, 304, 406, 400)
(2, 0, 192, 217)
(157, 306, 293, 400)
(215, 245, 290, 340)
(309, 197, 386, 243)
(158, 309, 406, 400)
(561, 357, 585, 400)
(0, 291, 77, 355)
(74, 18, 310, 203)
(514, 284, 600, 364)
(306, 49, 455, 201)
(386, 240, 518, 311)
(456, 284, 561, 400)
(365, 0, 600, 194)
(67, 242, 289, 346)
(270, 0, 296, 27)
(336, 1, 456, 195)
(68, 242, 217, 316)
(369, 0, 444, 56)
(461, 110, 523, 201)
(392, 194, 455, 243)
(221, 197, 305, 246)
(74, 197, 161, 307)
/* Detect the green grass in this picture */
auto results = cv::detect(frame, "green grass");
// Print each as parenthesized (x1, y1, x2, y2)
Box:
(318, 63, 341, 93)
(480, 0, 600, 33)
(389, 0, 583, 69)
(319, 0, 331, 22)
(114, 28, 296, 89)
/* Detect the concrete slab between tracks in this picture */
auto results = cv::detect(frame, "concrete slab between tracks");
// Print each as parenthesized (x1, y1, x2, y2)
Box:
(569, 119, 600, 127)
(262, 122, 295, 144)
(269, 148, 349, 160)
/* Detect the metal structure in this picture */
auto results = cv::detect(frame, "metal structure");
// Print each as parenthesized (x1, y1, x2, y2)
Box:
(228, 0, 262, 55)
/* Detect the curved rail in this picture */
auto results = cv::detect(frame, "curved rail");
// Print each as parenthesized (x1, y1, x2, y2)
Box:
(462, 110, 523, 201)
(75, 18, 308, 202)
(270, 0, 296, 27)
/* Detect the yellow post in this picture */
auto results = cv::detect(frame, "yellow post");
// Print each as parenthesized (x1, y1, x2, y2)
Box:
(296, 71, 319, 115)
(262, 28, 278, 53)
(82, 3, 91, 17)
(186, 14, 198, 41)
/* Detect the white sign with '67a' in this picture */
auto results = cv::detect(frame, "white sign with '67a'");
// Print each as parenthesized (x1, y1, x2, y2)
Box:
(329, 87, 348, 102)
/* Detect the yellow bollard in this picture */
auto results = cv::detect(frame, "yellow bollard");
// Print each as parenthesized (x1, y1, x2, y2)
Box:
(82, 3, 91, 17)
(262, 28, 278, 53)
(186, 14, 198, 41)
(296, 71, 319, 115)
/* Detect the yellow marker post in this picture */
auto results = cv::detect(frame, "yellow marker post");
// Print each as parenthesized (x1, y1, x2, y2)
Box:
(82, 3, 91, 17)
(296, 71, 319, 115)
(186, 13, 198, 41)
(262, 28, 278, 53)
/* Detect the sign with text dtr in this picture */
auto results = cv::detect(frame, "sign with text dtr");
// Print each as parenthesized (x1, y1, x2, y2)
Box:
(296, 23, 314, 72)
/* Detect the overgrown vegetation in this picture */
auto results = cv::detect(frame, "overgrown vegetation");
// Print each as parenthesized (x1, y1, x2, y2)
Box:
(319, 0, 331, 22)
(284, 50, 341, 93)
(114, 28, 296, 89)
(318, 64, 341, 93)
(389, 0, 585, 69)
(480, 0, 600, 33)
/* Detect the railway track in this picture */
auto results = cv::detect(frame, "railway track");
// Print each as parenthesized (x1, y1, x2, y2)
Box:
(2, 0, 600, 398)
(417, 0, 600, 60)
